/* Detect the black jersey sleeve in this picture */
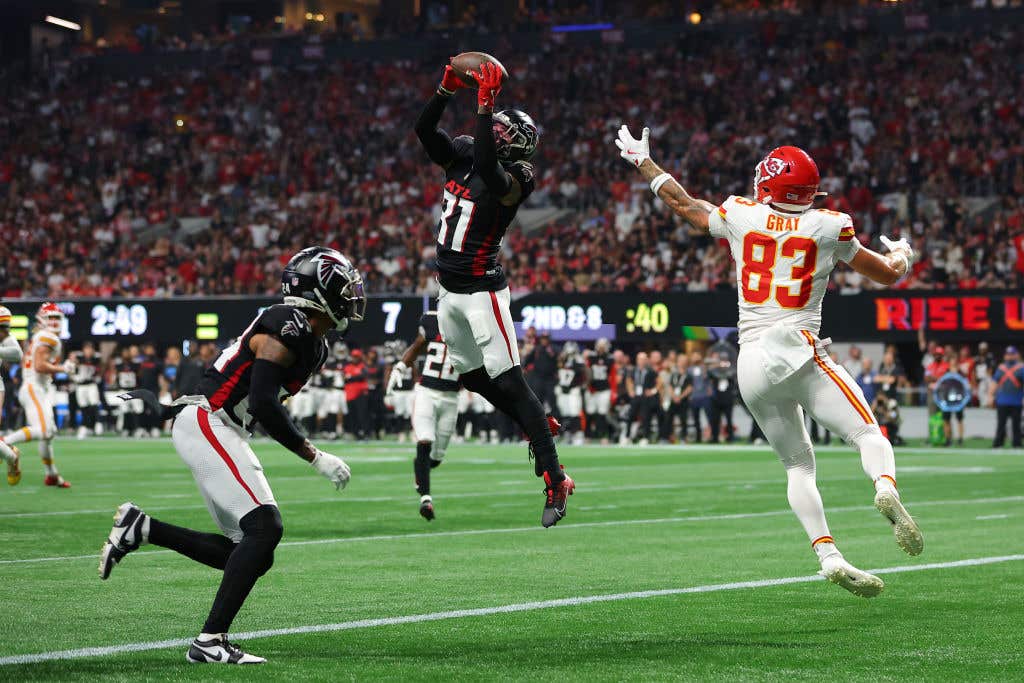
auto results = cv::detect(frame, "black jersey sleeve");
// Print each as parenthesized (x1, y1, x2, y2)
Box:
(257, 305, 315, 356)
(473, 113, 513, 196)
(508, 162, 536, 202)
(415, 92, 456, 167)
(419, 312, 440, 341)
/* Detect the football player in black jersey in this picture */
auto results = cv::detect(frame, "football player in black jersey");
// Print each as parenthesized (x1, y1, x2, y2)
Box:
(585, 339, 615, 443)
(387, 311, 461, 521)
(98, 247, 364, 665)
(415, 59, 574, 527)
(70, 341, 103, 438)
(555, 342, 590, 445)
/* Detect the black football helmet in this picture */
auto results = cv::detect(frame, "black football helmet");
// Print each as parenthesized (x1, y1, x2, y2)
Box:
(493, 109, 539, 162)
(281, 246, 365, 331)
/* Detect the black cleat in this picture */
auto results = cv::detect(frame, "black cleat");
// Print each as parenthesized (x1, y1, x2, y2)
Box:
(419, 495, 435, 521)
(98, 501, 146, 580)
(541, 467, 575, 528)
(187, 635, 266, 664)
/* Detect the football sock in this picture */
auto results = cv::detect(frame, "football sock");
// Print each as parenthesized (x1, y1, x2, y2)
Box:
(782, 447, 831, 545)
(202, 505, 282, 634)
(854, 430, 897, 494)
(40, 441, 57, 476)
(148, 518, 236, 570)
(3, 427, 44, 445)
(0, 440, 14, 464)
(491, 367, 565, 484)
(415, 441, 432, 495)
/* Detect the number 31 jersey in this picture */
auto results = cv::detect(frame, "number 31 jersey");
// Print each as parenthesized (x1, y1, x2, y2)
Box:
(708, 196, 861, 345)
(434, 136, 536, 294)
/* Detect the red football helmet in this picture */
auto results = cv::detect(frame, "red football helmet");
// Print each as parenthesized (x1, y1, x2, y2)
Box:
(36, 302, 64, 333)
(753, 146, 827, 211)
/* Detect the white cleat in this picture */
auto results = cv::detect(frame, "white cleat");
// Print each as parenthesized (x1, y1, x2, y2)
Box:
(875, 490, 924, 556)
(98, 502, 147, 580)
(187, 635, 266, 664)
(819, 556, 884, 598)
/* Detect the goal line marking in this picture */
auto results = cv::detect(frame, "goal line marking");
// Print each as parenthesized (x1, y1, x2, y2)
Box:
(1, 554, 1021, 666)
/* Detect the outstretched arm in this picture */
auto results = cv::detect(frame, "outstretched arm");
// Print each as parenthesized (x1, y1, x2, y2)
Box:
(848, 235, 916, 287)
(615, 125, 713, 233)
(471, 62, 519, 200)
(414, 62, 468, 168)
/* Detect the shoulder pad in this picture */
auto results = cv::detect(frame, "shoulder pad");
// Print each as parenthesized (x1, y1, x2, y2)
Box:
(260, 305, 313, 342)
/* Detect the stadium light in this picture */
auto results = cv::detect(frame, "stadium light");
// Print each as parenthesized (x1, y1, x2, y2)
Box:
(44, 15, 81, 31)
(688, 12, 702, 25)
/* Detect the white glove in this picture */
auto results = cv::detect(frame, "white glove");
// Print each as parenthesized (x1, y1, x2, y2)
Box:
(61, 360, 77, 375)
(615, 125, 650, 168)
(880, 234, 915, 263)
(386, 361, 408, 395)
(311, 450, 351, 491)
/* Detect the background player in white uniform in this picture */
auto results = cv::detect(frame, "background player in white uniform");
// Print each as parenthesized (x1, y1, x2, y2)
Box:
(387, 311, 460, 521)
(314, 354, 346, 439)
(0, 306, 24, 484)
(0, 303, 73, 488)
(383, 341, 414, 440)
(98, 247, 359, 665)
(616, 128, 922, 598)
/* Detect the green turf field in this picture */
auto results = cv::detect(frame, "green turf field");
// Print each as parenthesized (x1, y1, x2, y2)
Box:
(1, 438, 1022, 681)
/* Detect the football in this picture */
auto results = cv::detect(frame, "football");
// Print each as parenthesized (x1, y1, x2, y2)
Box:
(451, 51, 509, 87)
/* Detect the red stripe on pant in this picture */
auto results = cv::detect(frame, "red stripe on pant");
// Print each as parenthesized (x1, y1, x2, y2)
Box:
(489, 291, 514, 364)
(197, 408, 261, 506)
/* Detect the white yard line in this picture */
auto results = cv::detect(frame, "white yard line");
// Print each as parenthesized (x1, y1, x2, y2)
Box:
(2, 495, 1021, 567)
(1, 553, 1021, 666)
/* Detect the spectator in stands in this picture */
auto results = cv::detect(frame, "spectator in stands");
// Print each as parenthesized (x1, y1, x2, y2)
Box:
(990, 346, 1024, 448)
(857, 358, 878, 407)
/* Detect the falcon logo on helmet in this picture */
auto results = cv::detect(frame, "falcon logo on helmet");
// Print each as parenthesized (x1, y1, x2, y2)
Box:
(281, 246, 366, 332)
(36, 302, 65, 334)
(753, 146, 828, 212)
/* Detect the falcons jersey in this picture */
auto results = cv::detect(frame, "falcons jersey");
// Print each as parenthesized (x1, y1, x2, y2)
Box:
(198, 304, 327, 429)
(709, 196, 860, 345)
(418, 311, 459, 392)
(588, 353, 613, 392)
(21, 330, 62, 387)
(113, 357, 139, 390)
(557, 361, 587, 394)
(315, 359, 346, 390)
(435, 137, 536, 293)
(71, 354, 102, 385)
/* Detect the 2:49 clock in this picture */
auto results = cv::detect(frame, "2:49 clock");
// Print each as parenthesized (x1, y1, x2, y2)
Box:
(90, 304, 149, 336)
(625, 302, 669, 333)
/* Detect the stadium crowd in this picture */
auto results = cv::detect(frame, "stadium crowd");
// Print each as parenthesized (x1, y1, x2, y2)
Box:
(2, 21, 1023, 299)
(4, 334, 1020, 448)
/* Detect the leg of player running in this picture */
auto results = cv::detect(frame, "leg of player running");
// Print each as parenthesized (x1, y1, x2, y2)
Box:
(738, 345, 883, 598)
(797, 342, 923, 557)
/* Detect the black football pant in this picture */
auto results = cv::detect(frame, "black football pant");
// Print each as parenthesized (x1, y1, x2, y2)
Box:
(710, 397, 735, 443)
(658, 400, 688, 442)
(993, 405, 1022, 448)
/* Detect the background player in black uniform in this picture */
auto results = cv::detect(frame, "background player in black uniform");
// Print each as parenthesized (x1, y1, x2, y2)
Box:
(70, 341, 103, 438)
(110, 348, 141, 436)
(415, 58, 573, 527)
(98, 246, 363, 665)
(584, 339, 615, 443)
(387, 311, 461, 521)
(555, 342, 589, 445)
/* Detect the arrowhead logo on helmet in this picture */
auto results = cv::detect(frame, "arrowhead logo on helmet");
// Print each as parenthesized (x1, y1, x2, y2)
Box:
(753, 146, 828, 212)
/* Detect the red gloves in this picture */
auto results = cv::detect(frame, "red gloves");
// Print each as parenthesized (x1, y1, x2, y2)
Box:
(472, 62, 503, 110)
(438, 60, 466, 95)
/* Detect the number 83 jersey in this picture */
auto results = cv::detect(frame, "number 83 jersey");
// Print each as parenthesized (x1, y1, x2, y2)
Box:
(434, 137, 536, 294)
(709, 196, 861, 345)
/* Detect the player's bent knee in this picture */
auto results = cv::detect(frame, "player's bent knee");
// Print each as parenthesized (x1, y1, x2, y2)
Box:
(239, 505, 283, 576)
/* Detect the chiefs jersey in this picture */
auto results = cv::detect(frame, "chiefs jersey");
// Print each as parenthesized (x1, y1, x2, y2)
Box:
(21, 330, 62, 386)
(435, 137, 536, 293)
(709, 196, 860, 345)
(587, 353, 613, 392)
(418, 311, 459, 392)
(198, 304, 327, 428)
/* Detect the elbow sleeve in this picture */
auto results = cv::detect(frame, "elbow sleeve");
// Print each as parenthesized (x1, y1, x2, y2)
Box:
(248, 359, 306, 454)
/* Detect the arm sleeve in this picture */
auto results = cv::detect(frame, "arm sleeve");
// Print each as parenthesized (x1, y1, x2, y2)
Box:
(473, 113, 512, 195)
(415, 93, 456, 167)
(834, 217, 861, 263)
(247, 359, 306, 454)
(0, 336, 22, 363)
(707, 197, 734, 238)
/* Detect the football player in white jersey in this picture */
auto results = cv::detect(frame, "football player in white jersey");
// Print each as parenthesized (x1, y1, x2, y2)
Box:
(616, 127, 922, 598)
(0, 306, 24, 484)
(0, 303, 74, 487)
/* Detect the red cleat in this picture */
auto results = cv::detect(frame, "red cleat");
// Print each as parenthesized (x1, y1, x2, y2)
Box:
(542, 466, 575, 528)
(546, 415, 561, 436)
(44, 474, 71, 488)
